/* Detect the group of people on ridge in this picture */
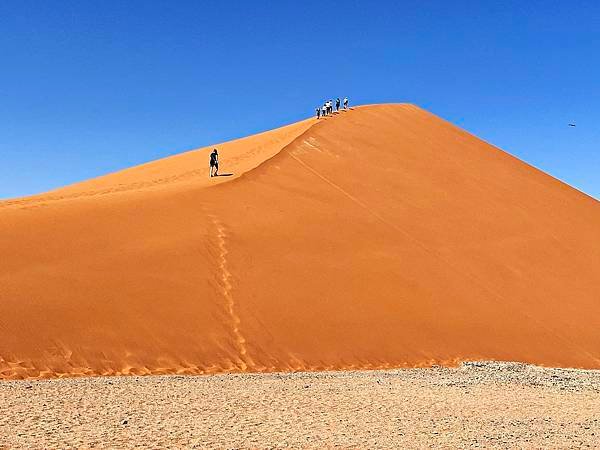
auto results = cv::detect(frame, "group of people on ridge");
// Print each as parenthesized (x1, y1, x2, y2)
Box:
(316, 97, 349, 118)
(211, 97, 350, 177)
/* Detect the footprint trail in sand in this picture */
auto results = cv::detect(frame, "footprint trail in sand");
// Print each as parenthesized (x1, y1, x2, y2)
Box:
(209, 215, 255, 371)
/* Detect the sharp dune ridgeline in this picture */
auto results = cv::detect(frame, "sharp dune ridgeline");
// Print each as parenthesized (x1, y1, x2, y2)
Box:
(1, 104, 599, 380)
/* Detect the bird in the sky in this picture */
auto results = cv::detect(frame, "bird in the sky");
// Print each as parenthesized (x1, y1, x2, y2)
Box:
(568, 123, 576, 127)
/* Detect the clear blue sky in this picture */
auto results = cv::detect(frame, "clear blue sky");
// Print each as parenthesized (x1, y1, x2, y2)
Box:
(1, 1, 599, 199)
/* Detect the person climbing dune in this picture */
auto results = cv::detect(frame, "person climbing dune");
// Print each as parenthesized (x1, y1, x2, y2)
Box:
(209, 149, 219, 177)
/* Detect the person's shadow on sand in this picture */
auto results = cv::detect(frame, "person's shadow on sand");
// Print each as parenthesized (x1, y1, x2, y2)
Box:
(214, 173, 234, 177)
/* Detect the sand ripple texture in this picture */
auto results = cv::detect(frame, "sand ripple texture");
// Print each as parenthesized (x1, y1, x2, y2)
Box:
(1, 362, 600, 448)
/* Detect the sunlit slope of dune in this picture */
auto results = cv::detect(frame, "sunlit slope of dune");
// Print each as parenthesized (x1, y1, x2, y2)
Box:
(1, 104, 599, 379)
(11, 117, 315, 201)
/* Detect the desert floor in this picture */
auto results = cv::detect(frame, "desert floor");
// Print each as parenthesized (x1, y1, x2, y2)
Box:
(1, 362, 599, 449)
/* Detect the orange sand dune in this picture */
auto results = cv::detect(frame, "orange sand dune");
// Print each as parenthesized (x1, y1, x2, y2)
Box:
(1, 104, 599, 379)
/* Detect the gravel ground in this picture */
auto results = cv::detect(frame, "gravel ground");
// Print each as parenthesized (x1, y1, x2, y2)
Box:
(1, 361, 600, 448)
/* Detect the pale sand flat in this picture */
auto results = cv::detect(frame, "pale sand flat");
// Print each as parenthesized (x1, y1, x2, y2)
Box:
(1, 362, 599, 448)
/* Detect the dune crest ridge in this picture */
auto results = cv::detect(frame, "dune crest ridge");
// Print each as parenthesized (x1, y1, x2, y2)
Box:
(1, 104, 599, 380)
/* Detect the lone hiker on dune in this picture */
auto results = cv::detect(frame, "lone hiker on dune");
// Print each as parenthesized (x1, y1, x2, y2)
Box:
(209, 149, 219, 177)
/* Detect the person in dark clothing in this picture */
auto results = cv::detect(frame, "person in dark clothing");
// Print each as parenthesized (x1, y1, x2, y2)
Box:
(209, 149, 219, 177)
(316, 107, 321, 119)
(336, 98, 341, 112)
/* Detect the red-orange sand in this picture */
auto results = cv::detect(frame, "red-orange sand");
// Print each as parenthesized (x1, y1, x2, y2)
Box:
(1, 104, 599, 380)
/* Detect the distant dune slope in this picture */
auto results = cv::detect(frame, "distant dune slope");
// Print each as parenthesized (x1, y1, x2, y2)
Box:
(1, 104, 599, 379)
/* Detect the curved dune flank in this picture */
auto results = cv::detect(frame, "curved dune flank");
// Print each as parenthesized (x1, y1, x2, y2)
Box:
(1, 104, 599, 379)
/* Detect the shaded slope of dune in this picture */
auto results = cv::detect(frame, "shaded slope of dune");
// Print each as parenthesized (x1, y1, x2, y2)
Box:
(1, 104, 599, 379)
